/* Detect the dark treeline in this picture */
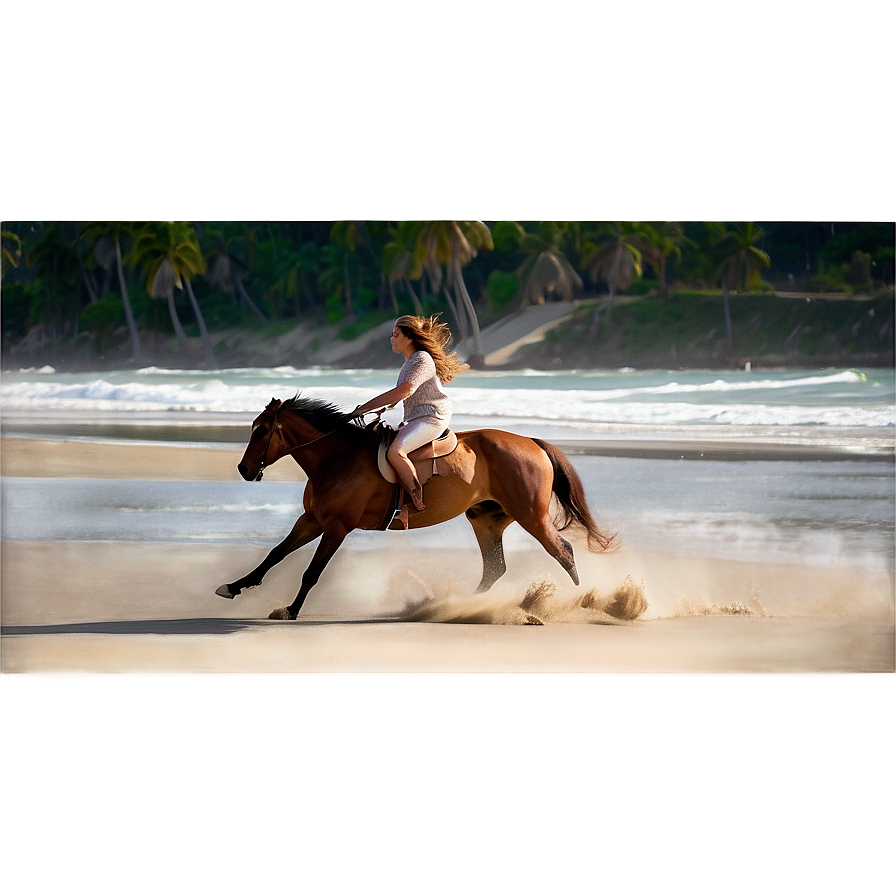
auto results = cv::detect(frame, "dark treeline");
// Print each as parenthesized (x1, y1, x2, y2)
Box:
(1, 221, 893, 368)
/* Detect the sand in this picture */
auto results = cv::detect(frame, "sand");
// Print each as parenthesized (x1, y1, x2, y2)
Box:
(7, 420, 892, 896)
(1, 438, 893, 673)
(0, 437, 303, 481)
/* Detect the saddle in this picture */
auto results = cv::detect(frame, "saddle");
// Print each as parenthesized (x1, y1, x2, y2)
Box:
(371, 422, 458, 530)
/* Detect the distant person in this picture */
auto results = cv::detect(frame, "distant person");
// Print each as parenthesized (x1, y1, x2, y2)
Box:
(354, 314, 468, 517)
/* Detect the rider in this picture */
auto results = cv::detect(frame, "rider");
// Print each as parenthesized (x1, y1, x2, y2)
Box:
(353, 314, 468, 517)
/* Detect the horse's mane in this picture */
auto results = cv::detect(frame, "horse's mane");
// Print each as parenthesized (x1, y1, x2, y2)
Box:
(279, 394, 371, 444)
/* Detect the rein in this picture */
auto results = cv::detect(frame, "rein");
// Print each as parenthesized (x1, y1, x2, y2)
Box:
(255, 407, 352, 480)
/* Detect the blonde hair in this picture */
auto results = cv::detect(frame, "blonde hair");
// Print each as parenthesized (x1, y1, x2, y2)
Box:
(395, 314, 469, 383)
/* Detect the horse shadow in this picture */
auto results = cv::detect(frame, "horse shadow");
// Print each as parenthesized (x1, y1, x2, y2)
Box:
(1, 616, 400, 636)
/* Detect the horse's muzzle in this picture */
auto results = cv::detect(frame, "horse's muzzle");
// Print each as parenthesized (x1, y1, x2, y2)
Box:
(237, 463, 261, 481)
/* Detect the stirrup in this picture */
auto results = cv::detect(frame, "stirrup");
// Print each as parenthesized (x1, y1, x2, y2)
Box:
(392, 490, 424, 530)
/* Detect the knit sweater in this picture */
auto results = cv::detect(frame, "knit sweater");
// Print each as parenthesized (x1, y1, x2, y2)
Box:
(397, 351, 451, 422)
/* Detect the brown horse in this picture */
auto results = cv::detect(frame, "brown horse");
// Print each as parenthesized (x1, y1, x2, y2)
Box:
(216, 396, 615, 620)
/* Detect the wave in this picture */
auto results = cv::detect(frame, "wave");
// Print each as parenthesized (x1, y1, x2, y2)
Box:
(3, 367, 891, 429)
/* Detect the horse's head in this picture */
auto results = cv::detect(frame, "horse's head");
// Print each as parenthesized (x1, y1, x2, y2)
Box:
(237, 398, 284, 481)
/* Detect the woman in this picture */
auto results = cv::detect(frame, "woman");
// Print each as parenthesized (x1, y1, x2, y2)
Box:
(354, 314, 468, 516)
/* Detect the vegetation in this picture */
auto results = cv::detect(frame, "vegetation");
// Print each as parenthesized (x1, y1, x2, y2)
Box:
(1, 220, 893, 369)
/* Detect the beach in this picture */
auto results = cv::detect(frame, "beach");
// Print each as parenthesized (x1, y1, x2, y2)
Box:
(2, 438, 893, 674)
(0, 438, 896, 893)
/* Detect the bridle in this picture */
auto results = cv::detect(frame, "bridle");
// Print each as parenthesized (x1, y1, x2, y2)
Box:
(254, 406, 351, 480)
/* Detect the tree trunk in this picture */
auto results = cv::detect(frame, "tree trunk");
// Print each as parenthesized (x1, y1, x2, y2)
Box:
(403, 278, 424, 316)
(115, 235, 142, 365)
(442, 286, 467, 341)
(167, 293, 187, 355)
(722, 281, 733, 352)
(235, 273, 269, 323)
(185, 279, 218, 369)
(384, 276, 399, 313)
(452, 262, 485, 367)
(83, 269, 100, 303)
(387, 279, 400, 314)
(343, 259, 353, 314)
(589, 300, 603, 339)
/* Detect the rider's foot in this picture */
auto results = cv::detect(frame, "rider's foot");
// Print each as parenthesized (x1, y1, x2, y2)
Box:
(409, 486, 425, 513)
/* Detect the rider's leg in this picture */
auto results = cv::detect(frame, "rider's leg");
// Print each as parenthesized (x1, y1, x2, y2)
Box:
(387, 442, 425, 511)
(389, 417, 446, 514)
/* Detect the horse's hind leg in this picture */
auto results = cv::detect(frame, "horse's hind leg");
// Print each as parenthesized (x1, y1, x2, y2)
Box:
(518, 513, 580, 586)
(466, 501, 512, 593)
(216, 512, 323, 599)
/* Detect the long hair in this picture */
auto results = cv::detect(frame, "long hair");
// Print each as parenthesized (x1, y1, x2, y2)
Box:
(395, 313, 469, 383)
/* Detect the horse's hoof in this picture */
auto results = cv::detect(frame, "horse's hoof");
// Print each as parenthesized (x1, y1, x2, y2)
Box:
(216, 584, 235, 599)
(268, 607, 295, 620)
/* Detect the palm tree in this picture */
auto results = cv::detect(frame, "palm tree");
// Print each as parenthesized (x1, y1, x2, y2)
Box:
(22, 223, 83, 344)
(269, 242, 321, 319)
(328, 221, 377, 316)
(581, 223, 651, 304)
(581, 223, 652, 335)
(130, 222, 217, 368)
(413, 221, 493, 366)
(514, 222, 582, 306)
(81, 222, 143, 364)
(639, 222, 693, 298)
(203, 227, 269, 323)
(714, 222, 771, 352)
(1, 229, 23, 280)
(382, 221, 425, 315)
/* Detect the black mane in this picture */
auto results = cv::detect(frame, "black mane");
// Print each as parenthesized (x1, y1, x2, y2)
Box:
(279, 394, 371, 443)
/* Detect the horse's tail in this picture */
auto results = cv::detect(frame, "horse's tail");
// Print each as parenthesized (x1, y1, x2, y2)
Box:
(532, 438, 616, 552)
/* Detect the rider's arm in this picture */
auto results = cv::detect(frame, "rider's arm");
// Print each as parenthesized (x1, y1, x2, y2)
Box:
(354, 381, 414, 416)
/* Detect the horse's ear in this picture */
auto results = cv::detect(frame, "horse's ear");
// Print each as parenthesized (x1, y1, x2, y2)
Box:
(266, 398, 282, 412)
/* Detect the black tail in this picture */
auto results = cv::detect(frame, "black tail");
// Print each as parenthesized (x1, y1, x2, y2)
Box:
(533, 438, 616, 552)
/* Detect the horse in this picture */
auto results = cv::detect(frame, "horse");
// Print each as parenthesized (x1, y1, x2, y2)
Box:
(216, 396, 615, 620)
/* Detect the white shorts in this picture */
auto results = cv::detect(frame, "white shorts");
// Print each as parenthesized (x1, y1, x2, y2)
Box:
(392, 417, 448, 454)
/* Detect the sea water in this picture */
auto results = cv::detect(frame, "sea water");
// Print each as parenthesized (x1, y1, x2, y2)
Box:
(2, 365, 893, 435)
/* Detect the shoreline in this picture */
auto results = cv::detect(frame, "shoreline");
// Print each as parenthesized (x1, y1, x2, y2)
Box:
(2, 435, 892, 481)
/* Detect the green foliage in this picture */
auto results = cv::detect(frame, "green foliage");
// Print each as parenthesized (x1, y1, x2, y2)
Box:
(808, 265, 849, 293)
(847, 251, 874, 294)
(1, 229, 23, 279)
(0, 282, 32, 340)
(325, 292, 343, 324)
(485, 270, 519, 308)
(3, 219, 894, 368)
(79, 294, 124, 331)
(491, 221, 525, 254)
(356, 287, 377, 313)
(627, 276, 656, 296)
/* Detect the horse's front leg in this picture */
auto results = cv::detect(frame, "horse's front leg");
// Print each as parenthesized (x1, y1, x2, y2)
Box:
(216, 512, 323, 599)
(268, 525, 350, 620)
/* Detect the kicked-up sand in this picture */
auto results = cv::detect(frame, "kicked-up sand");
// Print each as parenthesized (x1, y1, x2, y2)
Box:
(0, 439, 896, 894)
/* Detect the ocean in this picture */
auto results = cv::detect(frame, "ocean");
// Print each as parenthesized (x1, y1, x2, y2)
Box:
(2, 364, 893, 434)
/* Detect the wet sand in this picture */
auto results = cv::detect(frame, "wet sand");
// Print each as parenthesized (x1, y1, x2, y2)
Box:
(0, 436, 303, 481)
(0, 439, 896, 894)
